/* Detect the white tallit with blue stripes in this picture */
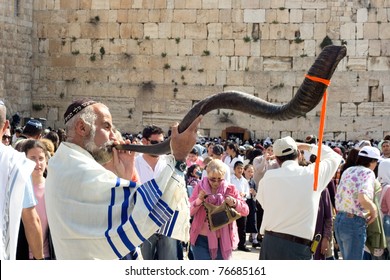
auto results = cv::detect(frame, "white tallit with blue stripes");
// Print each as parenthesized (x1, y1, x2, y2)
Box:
(45, 142, 190, 259)
(0, 144, 35, 260)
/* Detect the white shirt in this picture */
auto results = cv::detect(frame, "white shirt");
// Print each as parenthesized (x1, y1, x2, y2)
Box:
(0, 144, 36, 260)
(231, 174, 250, 200)
(256, 145, 342, 240)
(135, 154, 168, 183)
(224, 155, 244, 174)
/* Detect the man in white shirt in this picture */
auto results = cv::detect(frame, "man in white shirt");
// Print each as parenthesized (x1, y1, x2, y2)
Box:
(256, 136, 342, 260)
(135, 125, 180, 260)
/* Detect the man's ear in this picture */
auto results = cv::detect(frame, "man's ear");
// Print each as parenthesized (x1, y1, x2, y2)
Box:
(75, 119, 89, 137)
(141, 137, 148, 145)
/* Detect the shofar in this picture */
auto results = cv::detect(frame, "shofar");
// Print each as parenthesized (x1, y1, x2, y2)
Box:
(115, 45, 347, 155)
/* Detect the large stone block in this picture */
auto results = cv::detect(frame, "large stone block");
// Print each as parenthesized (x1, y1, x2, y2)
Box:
(226, 70, 244, 86)
(263, 57, 292, 71)
(379, 23, 390, 39)
(220, 9, 232, 23)
(363, 23, 379, 39)
(275, 40, 290, 56)
(244, 9, 266, 23)
(316, 9, 331, 23)
(368, 57, 390, 71)
(357, 8, 368, 22)
(368, 39, 381, 56)
(374, 102, 390, 116)
(242, 0, 261, 9)
(290, 9, 303, 23)
(356, 40, 369, 56)
(303, 9, 316, 23)
(216, 70, 227, 86)
(173, 10, 196, 23)
(235, 39, 251, 56)
(219, 0, 232, 9)
(207, 23, 222, 39)
(277, 9, 290, 24)
(219, 39, 235, 56)
(340, 22, 356, 40)
(269, 24, 286, 39)
(357, 102, 374, 116)
(347, 57, 367, 71)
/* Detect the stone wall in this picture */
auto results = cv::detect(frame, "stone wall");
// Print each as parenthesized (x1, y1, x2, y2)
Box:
(0, 0, 34, 120)
(2, 0, 390, 141)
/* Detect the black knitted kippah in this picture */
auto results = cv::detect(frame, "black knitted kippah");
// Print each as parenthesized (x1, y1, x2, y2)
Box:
(64, 98, 97, 124)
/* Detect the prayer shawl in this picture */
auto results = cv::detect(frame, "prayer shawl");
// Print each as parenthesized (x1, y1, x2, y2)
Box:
(0, 144, 35, 260)
(45, 142, 190, 259)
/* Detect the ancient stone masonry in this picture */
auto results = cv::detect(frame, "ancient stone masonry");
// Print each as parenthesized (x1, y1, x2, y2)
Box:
(0, 0, 34, 118)
(1, 0, 389, 141)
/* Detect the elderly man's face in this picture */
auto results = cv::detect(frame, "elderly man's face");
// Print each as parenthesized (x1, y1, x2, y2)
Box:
(84, 104, 117, 164)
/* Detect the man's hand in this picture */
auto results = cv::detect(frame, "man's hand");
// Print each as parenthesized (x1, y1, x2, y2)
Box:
(170, 115, 203, 161)
(104, 139, 136, 180)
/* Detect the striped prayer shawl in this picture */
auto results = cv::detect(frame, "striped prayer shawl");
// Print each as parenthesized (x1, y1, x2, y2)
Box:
(0, 144, 35, 260)
(46, 142, 190, 259)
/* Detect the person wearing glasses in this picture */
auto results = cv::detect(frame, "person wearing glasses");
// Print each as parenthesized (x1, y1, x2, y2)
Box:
(2, 127, 12, 146)
(189, 159, 249, 260)
(135, 125, 180, 260)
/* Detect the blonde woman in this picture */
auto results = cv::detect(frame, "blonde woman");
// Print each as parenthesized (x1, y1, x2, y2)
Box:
(189, 159, 249, 260)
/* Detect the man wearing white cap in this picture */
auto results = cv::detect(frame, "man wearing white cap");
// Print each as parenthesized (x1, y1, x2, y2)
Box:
(334, 146, 381, 260)
(256, 136, 342, 260)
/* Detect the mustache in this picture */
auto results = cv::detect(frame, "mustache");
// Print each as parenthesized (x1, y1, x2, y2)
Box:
(89, 140, 115, 165)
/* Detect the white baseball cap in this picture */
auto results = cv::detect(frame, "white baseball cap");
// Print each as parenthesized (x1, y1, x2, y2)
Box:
(273, 136, 298, 157)
(358, 146, 381, 161)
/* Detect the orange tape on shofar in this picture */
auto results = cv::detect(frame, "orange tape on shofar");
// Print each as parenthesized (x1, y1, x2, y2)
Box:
(305, 74, 331, 191)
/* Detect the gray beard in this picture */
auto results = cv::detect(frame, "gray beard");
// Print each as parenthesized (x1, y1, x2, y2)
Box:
(85, 139, 114, 165)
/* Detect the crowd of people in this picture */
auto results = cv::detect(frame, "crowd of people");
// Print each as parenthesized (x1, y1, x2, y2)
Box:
(1, 98, 389, 260)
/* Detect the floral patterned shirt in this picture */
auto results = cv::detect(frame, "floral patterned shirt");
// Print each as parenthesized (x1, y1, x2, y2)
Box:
(335, 165, 376, 218)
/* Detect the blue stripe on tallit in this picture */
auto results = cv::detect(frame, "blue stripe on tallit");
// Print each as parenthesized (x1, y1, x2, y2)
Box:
(166, 210, 179, 236)
(129, 215, 145, 242)
(157, 210, 179, 237)
(116, 183, 138, 253)
(104, 181, 122, 259)
(148, 199, 174, 227)
(129, 180, 137, 188)
(120, 186, 131, 224)
(152, 203, 172, 224)
(137, 180, 161, 210)
(116, 223, 136, 253)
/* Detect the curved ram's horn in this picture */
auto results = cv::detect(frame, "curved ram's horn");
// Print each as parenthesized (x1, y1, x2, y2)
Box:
(116, 45, 347, 155)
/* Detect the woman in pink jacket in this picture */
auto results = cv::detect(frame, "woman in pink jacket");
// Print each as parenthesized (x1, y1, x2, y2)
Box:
(189, 159, 249, 260)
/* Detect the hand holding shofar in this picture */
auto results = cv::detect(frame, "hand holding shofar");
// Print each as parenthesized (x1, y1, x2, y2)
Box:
(115, 45, 347, 155)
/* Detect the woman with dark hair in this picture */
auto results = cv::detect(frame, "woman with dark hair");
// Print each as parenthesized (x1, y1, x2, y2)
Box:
(43, 130, 60, 152)
(334, 146, 381, 260)
(17, 139, 55, 259)
(223, 142, 244, 174)
(186, 164, 202, 197)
